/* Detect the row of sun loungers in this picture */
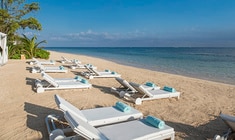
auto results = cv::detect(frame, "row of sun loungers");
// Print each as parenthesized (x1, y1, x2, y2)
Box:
(46, 95, 175, 140)
(29, 57, 178, 139)
(31, 57, 180, 104)
(29, 57, 234, 139)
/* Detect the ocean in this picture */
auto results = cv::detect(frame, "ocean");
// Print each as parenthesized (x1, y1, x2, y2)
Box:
(46, 47, 235, 85)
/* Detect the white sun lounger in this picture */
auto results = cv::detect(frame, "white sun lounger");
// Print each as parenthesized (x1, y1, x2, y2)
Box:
(36, 72, 83, 83)
(111, 77, 138, 98)
(60, 56, 81, 64)
(45, 94, 144, 139)
(126, 82, 180, 105)
(82, 67, 121, 79)
(31, 63, 68, 73)
(64, 111, 175, 140)
(70, 63, 97, 70)
(30, 57, 55, 65)
(214, 113, 235, 140)
(54, 94, 143, 127)
(35, 73, 91, 93)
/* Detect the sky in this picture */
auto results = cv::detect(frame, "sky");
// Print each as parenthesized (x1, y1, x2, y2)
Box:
(23, 0, 235, 47)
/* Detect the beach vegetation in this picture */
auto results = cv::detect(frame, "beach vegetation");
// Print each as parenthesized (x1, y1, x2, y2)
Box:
(0, 0, 47, 59)
(17, 34, 48, 59)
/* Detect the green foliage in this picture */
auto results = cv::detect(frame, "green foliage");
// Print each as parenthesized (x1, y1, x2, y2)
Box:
(18, 34, 47, 59)
(0, 0, 43, 58)
(11, 53, 21, 59)
(35, 48, 50, 59)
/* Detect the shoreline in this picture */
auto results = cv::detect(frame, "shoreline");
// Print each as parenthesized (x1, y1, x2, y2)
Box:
(46, 48, 235, 86)
(0, 50, 234, 139)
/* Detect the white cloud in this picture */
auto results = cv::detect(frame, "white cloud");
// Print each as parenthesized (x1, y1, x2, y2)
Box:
(48, 29, 149, 42)
(50, 36, 69, 41)
(18, 31, 41, 37)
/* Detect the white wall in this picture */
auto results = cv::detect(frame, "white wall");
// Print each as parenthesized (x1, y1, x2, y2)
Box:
(0, 32, 8, 66)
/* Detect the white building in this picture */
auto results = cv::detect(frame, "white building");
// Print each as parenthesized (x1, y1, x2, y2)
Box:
(0, 32, 8, 66)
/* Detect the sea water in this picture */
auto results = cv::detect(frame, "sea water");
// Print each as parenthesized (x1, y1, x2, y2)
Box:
(46, 47, 235, 85)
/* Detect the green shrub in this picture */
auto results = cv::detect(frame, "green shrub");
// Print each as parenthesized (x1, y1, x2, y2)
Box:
(11, 53, 21, 59)
(35, 48, 50, 59)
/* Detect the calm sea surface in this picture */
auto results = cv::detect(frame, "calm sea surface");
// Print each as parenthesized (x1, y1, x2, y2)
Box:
(46, 47, 235, 85)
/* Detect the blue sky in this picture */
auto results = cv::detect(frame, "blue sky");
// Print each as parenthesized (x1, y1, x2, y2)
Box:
(24, 0, 235, 47)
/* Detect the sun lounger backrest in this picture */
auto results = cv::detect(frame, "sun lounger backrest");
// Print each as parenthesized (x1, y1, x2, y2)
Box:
(41, 72, 59, 87)
(64, 111, 107, 140)
(84, 66, 96, 74)
(32, 57, 38, 62)
(129, 82, 154, 97)
(220, 113, 235, 131)
(61, 56, 68, 61)
(115, 77, 137, 92)
(54, 95, 87, 122)
(90, 67, 100, 75)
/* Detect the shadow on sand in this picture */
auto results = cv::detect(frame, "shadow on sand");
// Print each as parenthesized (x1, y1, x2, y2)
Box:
(24, 102, 62, 140)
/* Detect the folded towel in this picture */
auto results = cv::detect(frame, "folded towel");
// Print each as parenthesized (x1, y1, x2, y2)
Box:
(105, 69, 110, 72)
(163, 86, 176, 92)
(74, 76, 82, 81)
(59, 66, 64, 70)
(111, 71, 117, 74)
(86, 64, 92, 67)
(145, 82, 156, 87)
(81, 79, 88, 84)
(115, 101, 131, 113)
(73, 59, 80, 64)
(146, 115, 165, 129)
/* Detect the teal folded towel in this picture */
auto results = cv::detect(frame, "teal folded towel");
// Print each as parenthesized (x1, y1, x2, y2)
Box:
(145, 82, 156, 87)
(59, 66, 64, 70)
(74, 76, 82, 81)
(105, 69, 110, 72)
(115, 101, 131, 113)
(86, 64, 92, 67)
(163, 86, 176, 92)
(81, 79, 88, 84)
(146, 115, 165, 129)
(111, 71, 117, 74)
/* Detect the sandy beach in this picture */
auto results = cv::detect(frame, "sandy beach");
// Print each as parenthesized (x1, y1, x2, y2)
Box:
(0, 50, 234, 140)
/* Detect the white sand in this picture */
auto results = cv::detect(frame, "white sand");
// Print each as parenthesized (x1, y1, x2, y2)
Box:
(0, 50, 234, 140)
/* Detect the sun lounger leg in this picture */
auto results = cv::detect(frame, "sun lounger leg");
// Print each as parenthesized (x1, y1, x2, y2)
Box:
(124, 93, 142, 105)
(37, 86, 44, 93)
(49, 129, 66, 140)
(45, 114, 66, 140)
(89, 75, 94, 79)
(213, 128, 233, 140)
(110, 87, 126, 98)
(31, 68, 37, 73)
(135, 98, 142, 105)
(119, 91, 126, 98)
(70, 66, 76, 69)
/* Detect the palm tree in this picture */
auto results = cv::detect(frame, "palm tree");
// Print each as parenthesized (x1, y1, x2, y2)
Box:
(20, 34, 46, 59)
